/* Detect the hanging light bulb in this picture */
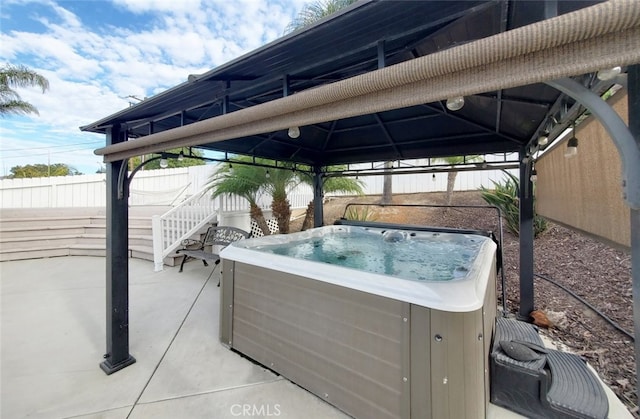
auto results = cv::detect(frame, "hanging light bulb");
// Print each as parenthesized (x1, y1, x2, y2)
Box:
(288, 126, 300, 139)
(178, 150, 185, 161)
(564, 126, 579, 158)
(432, 173, 436, 182)
(446, 96, 465, 111)
(159, 153, 169, 168)
(530, 168, 538, 183)
(596, 66, 622, 81)
(265, 169, 270, 179)
(537, 133, 549, 147)
(565, 137, 578, 158)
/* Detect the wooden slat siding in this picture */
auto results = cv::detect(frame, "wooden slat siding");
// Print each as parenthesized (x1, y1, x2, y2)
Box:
(219, 259, 235, 346)
(231, 262, 405, 419)
(483, 262, 498, 409)
(410, 305, 432, 419)
(430, 308, 486, 419)
(536, 91, 631, 249)
(234, 285, 402, 375)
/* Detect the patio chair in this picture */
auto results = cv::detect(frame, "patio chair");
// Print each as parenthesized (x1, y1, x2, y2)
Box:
(176, 226, 249, 278)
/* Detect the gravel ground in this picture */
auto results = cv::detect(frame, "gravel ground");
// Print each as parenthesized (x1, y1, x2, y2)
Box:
(290, 190, 636, 415)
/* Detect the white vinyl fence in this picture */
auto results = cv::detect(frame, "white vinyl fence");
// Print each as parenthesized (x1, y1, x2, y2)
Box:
(0, 165, 216, 208)
(0, 159, 518, 209)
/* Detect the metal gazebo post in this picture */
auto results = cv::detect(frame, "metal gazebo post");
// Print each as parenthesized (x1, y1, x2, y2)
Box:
(518, 149, 535, 320)
(313, 165, 324, 228)
(100, 123, 136, 375)
(628, 64, 640, 407)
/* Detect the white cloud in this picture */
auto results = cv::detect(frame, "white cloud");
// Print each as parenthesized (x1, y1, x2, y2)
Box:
(1, 0, 307, 174)
(112, 0, 203, 15)
(50, 2, 83, 28)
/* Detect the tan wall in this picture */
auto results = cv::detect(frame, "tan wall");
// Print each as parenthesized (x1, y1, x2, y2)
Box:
(536, 91, 630, 248)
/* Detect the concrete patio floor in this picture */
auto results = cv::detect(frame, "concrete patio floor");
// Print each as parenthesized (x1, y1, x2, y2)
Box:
(0, 256, 349, 419)
(1, 256, 631, 419)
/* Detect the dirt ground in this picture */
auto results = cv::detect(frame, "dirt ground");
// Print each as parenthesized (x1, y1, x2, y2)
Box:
(290, 190, 636, 415)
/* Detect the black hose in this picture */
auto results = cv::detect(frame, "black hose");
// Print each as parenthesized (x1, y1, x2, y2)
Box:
(534, 272, 634, 341)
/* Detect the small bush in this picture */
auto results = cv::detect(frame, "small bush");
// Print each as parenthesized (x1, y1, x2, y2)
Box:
(480, 172, 547, 238)
(344, 205, 376, 222)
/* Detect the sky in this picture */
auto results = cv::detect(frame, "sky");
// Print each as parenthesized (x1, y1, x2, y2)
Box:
(0, 0, 307, 176)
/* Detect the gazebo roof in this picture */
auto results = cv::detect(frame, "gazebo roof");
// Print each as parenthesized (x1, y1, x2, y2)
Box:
(82, 0, 614, 167)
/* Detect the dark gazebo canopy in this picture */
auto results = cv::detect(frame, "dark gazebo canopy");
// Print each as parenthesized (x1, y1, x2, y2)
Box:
(82, 0, 640, 393)
(83, 0, 607, 167)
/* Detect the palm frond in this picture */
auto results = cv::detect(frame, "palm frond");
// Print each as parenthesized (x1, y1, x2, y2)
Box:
(0, 64, 50, 92)
(284, 0, 358, 34)
(0, 100, 39, 116)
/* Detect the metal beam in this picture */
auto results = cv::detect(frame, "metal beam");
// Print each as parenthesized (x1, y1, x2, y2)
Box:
(421, 103, 522, 145)
(100, 124, 136, 375)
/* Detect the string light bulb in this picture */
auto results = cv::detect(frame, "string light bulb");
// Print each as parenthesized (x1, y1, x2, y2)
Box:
(288, 126, 300, 139)
(446, 96, 465, 111)
(159, 153, 168, 168)
(564, 125, 578, 158)
(537, 133, 549, 147)
(596, 66, 622, 81)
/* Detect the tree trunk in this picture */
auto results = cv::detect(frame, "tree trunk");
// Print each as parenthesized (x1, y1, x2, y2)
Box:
(301, 201, 314, 231)
(250, 203, 271, 236)
(382, 161, 393, 203)
(445, 171, 458, 209)
(272, 198, 291, 234)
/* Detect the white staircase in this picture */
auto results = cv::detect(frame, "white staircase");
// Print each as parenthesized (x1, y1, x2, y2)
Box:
(151, 188, 219, 271)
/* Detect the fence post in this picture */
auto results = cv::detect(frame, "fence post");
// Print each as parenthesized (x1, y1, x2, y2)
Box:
(152, 215, 164, 272)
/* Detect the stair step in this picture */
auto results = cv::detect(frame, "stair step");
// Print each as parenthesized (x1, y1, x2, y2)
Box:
(0, 235, 79, 250)
(0, 246, 71, 262)
(546, 350, 609, 419)
(1, 225, 152, 238)
(490, 318, 608, 419)
(0, 234, 152, 250)
(0, 226, 87, 239)
(0, 215, 152, 229)
(129, 245, 182, 266)
(0, 206, 207, 267)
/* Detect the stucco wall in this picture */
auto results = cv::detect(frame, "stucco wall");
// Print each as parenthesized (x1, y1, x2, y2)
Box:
(536, 91, 630, 249)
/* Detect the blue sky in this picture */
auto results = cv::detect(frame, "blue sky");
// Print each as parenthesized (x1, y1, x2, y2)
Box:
(0, 0, 307, 176)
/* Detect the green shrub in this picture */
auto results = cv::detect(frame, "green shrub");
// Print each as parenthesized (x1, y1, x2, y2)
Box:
(480, 172, 547, 238)
(344, 205, 376, 222)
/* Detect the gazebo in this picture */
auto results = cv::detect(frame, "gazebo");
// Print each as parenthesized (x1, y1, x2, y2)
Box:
(82, 0, 639, 405)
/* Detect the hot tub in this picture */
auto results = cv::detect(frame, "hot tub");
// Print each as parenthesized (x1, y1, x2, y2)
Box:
(219, 223, 497, 419)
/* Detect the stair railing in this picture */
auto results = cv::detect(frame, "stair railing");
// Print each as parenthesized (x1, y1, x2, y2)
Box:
(152, 187, 218, 271)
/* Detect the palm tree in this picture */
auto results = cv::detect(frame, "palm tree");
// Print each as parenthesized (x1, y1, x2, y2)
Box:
(299, 167, 365, 230)
(206, 162, 271, 236)
(284, 0, 358, 33)
(263, 163, 300, 234)
(438, 155, 481, 207)
(0, 64, 49, 116)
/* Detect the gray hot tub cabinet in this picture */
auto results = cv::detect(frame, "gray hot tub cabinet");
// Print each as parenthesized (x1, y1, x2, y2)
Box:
(220, 259, 497, 419)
